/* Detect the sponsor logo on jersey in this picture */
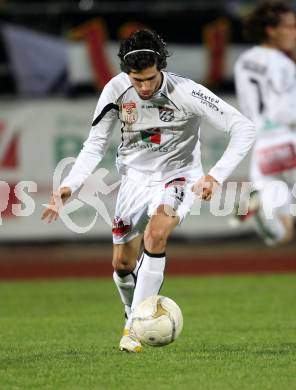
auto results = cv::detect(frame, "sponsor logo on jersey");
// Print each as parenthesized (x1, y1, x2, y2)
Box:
(242, 60, 267, 75)
(159, 107, 174, 122)
(122, 102, 138, 124)
(192, 90, 223, 113)
(141, 104, 158, 109)
(141, 128, 161, 144)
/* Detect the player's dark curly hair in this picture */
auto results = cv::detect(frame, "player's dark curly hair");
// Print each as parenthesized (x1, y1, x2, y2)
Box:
(118, 29, 169, 73)
(244, 1, 293, 43)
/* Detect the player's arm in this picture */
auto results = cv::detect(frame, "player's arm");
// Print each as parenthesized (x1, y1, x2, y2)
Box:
(42, 81, 119, 221)
(187, 83, 255, 199)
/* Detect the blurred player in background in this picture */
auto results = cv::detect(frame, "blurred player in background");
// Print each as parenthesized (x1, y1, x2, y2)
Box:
(234, 1, 296, 246)
(42, 29, 254, 352)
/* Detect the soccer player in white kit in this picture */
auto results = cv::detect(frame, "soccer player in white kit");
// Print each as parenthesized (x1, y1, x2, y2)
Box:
(42, 30, 255, 352)
(234, 1, 296, 246)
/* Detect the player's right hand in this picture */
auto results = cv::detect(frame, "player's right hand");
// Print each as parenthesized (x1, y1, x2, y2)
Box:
(191, 174, 219, 201)
(41, 187, 72, 223)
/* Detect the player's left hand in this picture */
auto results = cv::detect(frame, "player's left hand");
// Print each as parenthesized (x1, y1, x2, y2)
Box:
(191, 175, 219, 201)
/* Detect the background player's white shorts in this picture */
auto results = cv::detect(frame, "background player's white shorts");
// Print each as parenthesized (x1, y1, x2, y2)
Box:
(250, 131, 296, 216)
(112, 169, 203, 244)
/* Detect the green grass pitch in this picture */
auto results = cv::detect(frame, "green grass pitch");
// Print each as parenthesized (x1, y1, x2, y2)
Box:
(1, 275, 296, 389)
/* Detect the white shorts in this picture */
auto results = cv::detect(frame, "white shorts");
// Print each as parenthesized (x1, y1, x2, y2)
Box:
(112, 169, 202, 244)
(250, 131, 296, 216)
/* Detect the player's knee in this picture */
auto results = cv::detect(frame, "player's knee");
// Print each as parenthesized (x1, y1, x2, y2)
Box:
(282, 227, 294, 243)
(144, 227, 167, 249)
(112, 254, 133, 274)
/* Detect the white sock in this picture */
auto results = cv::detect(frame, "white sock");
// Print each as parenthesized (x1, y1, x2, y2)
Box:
(253, 211, 286, 246)
(113, 260, 141, 321)
(131, 249, 166, 315)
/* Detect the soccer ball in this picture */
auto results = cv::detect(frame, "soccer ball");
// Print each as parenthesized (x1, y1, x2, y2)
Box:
(131, 295, 183, 347)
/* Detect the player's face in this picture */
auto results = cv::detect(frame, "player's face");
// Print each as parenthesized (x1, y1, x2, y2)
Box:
(128, 65, 162, 100)
(266, 12, 296, 52)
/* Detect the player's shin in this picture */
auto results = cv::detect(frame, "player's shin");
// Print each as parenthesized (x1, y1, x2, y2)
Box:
(130, 249, 166, 320)
(113, 261, 140, 321)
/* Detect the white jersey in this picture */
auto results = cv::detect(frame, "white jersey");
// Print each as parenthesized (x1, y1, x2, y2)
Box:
(234, 46, 296, 136)
(234, 46, 296, 178)
(62, 71, 255, 192)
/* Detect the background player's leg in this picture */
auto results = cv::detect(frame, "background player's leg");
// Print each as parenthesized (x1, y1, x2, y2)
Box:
(279, 214, 294, 243)
(131, 206, 179, 314)
(112, 234, 143, 320)
(253, 211, 293, 246)
(253, 185, 294, 246)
